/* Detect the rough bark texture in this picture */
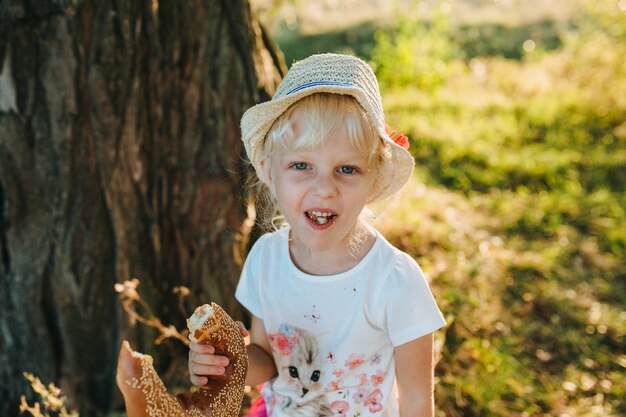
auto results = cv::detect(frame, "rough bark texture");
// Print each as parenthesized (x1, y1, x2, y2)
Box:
(0, 0, 284, 415)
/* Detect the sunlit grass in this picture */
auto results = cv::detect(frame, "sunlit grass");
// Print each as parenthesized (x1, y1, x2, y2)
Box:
(376, 2, 625, 415)
(382, 176, 624, 415)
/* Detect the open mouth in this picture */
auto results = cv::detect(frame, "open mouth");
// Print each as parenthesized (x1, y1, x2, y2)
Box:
(305, 210, 337, 225)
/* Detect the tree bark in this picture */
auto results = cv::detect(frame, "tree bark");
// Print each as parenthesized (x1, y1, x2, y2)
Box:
(0, 0, 284, 415)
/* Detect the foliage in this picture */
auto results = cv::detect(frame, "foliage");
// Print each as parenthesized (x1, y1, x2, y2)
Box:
(452, 19, 564, 60)
(371, 0, 461, 90)
(19, 373, 78, 417)
(574, 0, 626, 41)
(272, 21, 380, 65)
(114, 278, 191, 346)
(375, 1, 626, 416)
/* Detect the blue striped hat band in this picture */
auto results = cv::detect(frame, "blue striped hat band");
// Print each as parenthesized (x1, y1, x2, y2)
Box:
(285, 80, 354, 96)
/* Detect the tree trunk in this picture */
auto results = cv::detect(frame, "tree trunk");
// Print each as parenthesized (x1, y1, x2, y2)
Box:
(0, 1, 284, 415)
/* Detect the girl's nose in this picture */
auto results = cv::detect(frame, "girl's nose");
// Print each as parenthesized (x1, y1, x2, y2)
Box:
(314, 173, 338, 198)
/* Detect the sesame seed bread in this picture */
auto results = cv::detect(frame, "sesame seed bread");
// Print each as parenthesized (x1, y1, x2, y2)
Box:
(116, 303, 248, 417)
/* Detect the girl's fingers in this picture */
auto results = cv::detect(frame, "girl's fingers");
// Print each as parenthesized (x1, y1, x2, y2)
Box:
(189, 342, 215, 354)
(190, 352, 230, 367)
(190, 363, 227, 377)
(188, 327, 243, 386)
(235, 321, 250, 337)
(190, 373, 208, 387)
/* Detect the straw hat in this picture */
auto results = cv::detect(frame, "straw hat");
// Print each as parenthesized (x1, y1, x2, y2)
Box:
(241, 53, 414, 202)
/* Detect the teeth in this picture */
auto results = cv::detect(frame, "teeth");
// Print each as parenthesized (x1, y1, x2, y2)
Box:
(306, 211, 336, 225)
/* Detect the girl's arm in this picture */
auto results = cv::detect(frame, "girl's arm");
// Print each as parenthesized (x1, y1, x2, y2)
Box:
(245, 315, 277, 386)
(395, 332, 436, 417)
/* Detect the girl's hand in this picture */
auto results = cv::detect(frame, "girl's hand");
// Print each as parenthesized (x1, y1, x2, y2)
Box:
(188, 342, 229, 386)
(235, 321, 251, 339)
(188, 321, 250, 387)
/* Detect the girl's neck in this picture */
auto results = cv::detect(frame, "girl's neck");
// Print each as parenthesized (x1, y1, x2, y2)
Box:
(288, 225, 376, 276)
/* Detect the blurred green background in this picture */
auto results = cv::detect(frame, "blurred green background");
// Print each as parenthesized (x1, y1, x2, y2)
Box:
(256, 0, 625, 416)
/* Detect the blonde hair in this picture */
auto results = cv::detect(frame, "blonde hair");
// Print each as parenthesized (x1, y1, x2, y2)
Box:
(249, 93, 386, 232)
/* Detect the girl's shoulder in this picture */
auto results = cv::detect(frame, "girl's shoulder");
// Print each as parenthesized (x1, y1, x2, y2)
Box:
(367, 229, 435, 297)
(365, 230, 445, 343)
(249, 227, 287, 247)
(370, 228, 421, 272)
(245, 228, 289, 262)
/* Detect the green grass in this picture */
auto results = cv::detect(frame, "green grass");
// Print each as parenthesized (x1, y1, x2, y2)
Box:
(372, 3, 626, 415)
(273, 21, 380, 65)
(453, 19, 565, 60)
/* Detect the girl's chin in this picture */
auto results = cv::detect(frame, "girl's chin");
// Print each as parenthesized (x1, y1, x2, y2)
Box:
(291, 229, 356, 253)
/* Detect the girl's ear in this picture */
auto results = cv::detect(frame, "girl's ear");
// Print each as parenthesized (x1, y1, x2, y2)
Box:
(258, 158, 273, 186)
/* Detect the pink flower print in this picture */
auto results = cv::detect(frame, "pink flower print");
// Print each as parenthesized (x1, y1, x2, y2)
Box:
(364, 389, 383, 413)
(356, 373, 367, 386)
(329, 400, 350, 417)
(370, 369, 385, 386)
(326, 380, 342, 392)
(269, 333, 294, 355)
(268, 325, 298, 356)
(352, 387, 369, 404)
(345, 353, 365, 370)
(332, 368, 345, 378)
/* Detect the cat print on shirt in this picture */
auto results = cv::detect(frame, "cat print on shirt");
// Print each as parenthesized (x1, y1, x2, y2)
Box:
(268, 324, 332, 416)
(268, 323, 387, 416)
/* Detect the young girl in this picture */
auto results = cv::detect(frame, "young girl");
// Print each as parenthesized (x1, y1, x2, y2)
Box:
(188, 53, 445, 417)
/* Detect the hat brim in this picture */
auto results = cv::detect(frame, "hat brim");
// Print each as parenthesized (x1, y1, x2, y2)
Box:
(241, 84, 414, 202)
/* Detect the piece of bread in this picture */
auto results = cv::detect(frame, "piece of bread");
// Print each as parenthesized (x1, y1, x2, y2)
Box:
(116, 303, 248, 417)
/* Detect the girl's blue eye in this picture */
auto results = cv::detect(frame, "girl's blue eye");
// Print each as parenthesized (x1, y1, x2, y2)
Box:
(292, 162, 308, 170)
(338, 166, 356, 174)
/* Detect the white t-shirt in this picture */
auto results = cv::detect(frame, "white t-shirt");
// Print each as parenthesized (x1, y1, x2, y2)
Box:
(236, 228, 446, 417)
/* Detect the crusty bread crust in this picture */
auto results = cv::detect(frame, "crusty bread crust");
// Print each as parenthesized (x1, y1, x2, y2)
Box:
(116, 303, 248, 417)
